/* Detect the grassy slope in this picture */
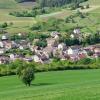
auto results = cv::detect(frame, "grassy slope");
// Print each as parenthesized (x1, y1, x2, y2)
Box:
(0, 0, 100, 33)
(0, 0, 36, 33)
(84, 0, 100, 5)
(33, 0, 100, 33)
(80, 0, 100, 32)
(0, 70, 100, 100)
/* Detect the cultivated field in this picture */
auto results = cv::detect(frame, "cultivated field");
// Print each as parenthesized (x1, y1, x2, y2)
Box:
(0, 0, 100, 33)
(0, 70, 100, 100)
(0, 0, 35, 33)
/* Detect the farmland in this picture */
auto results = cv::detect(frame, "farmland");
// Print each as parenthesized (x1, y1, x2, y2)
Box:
(0, 0, 35, 33)
(0, 70, 100, 100)
(0, 0, 100, 33)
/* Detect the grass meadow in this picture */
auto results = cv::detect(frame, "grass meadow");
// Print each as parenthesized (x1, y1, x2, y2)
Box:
(0, 69, 100, 100)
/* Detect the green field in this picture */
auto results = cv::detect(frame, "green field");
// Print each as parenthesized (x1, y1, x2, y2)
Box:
(0, 69, 100, 100)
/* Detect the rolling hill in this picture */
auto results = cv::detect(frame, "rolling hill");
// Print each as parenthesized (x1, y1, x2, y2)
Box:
(0, 0, 36, 33)
(0, 0, 100, 33)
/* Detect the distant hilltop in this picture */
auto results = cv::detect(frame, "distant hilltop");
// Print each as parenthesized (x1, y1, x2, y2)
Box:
(15, 0, 36, 3)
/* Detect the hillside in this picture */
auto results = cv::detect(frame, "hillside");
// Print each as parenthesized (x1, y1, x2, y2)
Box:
(0, 0, 36, 33)
(0, 0, 100, 33)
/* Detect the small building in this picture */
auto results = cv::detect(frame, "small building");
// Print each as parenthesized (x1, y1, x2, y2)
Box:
(67, 46, 80, 55)
(0, 41, 4, 48)
(1, 35, 8, 41)
(50, 31, 60, 38)
(58, 43, 66, 50)
(33, 55, 41, 63)
(73, 28, 81, 34)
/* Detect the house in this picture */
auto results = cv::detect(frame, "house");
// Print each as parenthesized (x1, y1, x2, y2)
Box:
(73, 28, 81, 34)
(9, 54, 15, 60)
(78, 53, 87, 60)
(43, 46, 56, 57)
(24, 57, 33, 62)
(0, 56, 9, 64)
(54, 34, 59, 40)
(50, 31, 60, 38)
(93, 53, 100, 58)
(11, 41, 18, 49)
(18, 40, 29, 50)
(3, 41, 12, 50)
(94, 48, 100, 54)
(0, 49, 5, 55)
(69, 54, 79, 61)
(32, 55, 42, 63)
(93, 47, 100, 58)
(46, 38, 57, 47)
(1, 35, 8, 41)
(67, 46, 80, 55)
(58, 43, 66, 50)
(14, 54, 25, 60)
(70, 34, 75, 39)
(78, 49, 88, 56)
(40, 53, 49, 62)
(0, 41, 4, 48)
(19, 46, 24, 50)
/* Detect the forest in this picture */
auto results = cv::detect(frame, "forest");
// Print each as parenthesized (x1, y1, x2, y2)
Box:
(15, 0, 88, 7)
(37, 0, 88, 7)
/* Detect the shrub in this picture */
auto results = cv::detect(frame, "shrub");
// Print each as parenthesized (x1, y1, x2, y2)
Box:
(19, 67, 35, 86)
(77, 58, 93, 65)
(86, 4, 89, 9)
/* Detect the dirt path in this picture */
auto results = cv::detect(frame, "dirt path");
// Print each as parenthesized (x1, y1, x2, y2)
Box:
(77, 6, 100, 13)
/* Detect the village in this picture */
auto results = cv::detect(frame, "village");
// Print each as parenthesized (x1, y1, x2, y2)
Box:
(0, 28, 100, 64)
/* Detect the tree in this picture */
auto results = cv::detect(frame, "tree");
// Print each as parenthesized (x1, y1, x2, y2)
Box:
(37, 0, 87, 8)
(1, 22, 8, 28)
(17, 66, 35, 86)
(78, 58, 92, 65)
(86, 4, 89, 9)
(35, 39, 47, 47)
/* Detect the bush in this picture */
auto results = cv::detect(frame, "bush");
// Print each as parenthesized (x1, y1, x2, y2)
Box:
(77, 58, 93, 65)
(18, 67, 35, 86)
(0, 58, 100, 77)
(86, 4, 89, 9)
(35, 39, 47, 47)
(0, 22, 8, 28)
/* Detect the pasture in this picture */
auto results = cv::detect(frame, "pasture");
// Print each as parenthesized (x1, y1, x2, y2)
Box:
(0, 0, 35, 33)
(0, 69, 100, 100)
(0, 0, 100, 33)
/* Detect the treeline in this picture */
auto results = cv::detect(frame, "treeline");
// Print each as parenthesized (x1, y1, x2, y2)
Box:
(15, 0, 88, 7)
(9, 7, 58, 17)
(37, 0, 88, 7)
(0, 58, 100, 77)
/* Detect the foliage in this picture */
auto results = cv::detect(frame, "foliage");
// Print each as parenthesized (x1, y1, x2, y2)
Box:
(76, 10, 86, 18)
(37, 0, 88, 8)
(0, 57, 100, 77)
(9, 6, 59, 17)
(35, 39, 47, 47)
(18, 66, 35, 86)
(31, 18, 67, 32)
(0, 22, 8, 28)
